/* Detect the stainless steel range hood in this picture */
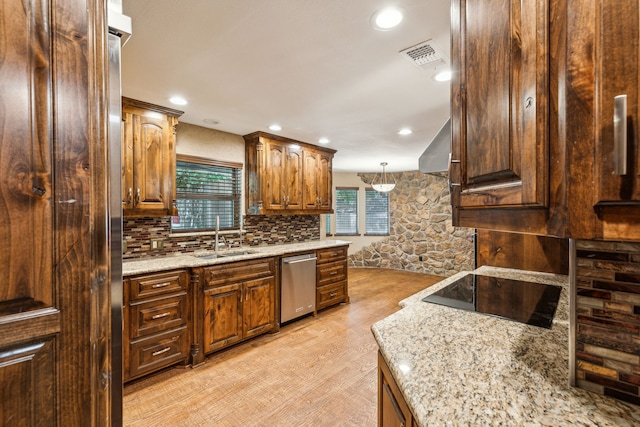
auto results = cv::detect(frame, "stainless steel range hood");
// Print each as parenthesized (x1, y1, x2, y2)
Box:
(418, 118, 451, 173)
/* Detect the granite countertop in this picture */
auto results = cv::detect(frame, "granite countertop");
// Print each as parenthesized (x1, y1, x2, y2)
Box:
(372, 265, 640, 426)
(122, 239, 350, 276)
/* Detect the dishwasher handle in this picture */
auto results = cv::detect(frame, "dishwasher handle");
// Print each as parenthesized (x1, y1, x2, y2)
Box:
(283, 256, 318, 265)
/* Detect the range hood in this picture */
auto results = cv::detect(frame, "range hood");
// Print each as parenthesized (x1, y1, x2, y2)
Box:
(418, 118, 451, 173)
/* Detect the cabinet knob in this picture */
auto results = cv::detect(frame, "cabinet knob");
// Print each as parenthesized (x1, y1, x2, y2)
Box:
(614, 94, 628, 175)
(127, 188, 133, 207)
(136, 188, 141, 206)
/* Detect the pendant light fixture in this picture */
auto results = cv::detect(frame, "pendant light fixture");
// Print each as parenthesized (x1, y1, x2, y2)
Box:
(371, 162, 396, 193)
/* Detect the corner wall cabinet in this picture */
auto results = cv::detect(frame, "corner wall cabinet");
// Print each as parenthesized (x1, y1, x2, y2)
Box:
(450, 0, 640, 241)
(122, 97, 183, 216)
(123, 269, 191, 382)
(244, 132, 335, 215)
(450, 0, 550, 233)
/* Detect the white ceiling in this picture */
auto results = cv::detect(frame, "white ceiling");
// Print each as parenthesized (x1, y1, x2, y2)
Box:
(121, 0, 451, 173)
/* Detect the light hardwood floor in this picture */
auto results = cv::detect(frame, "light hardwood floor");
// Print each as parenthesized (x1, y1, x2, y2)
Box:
(123, 267, 441, 427)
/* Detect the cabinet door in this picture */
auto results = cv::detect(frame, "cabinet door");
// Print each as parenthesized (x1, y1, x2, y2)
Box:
(264, 142, 286, 210)
(451, 0, 548, 211)
(203, 284, 243, 353)
(303, 150, 320, 209)
(317, 152, 333, 211)
(303, 150, 333, 211)
(131, 113, 171, 211)
(285, 147, 304, 210)
(595, 0, 640, 205)
(378, 352, 413, 427)
(243, 277, 275, 339)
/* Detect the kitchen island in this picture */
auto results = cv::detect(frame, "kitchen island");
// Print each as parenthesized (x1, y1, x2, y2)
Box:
(372, 266, 640, 426)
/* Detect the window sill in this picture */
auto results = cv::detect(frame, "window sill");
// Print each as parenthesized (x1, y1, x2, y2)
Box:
(364, 233, 389, 237)
(335, 233, 361, 237)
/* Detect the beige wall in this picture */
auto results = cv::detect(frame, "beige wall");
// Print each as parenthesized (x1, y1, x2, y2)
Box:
(176, 122, 245, 164)
(323, 172, 386, 254)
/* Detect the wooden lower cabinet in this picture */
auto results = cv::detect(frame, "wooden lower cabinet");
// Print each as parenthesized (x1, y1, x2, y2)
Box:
(316, 246, 349, 310)
(378, 351, 417, 427)
(124, 269, 191, 382)
(196, 257, 276, 360)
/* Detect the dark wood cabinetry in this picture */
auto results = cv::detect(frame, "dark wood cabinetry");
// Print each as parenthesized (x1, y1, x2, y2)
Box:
(451, 0, 640, 240)
(122, 97, 183, 216)
(378, 351, 416, 427)
(562, 0, 640, 240)
(0, 0, 110, 423)
(316, 246, 349, 310)
(194, 258, 276, 364)
(245, 131, 336, 215)
(450, 0, 549, 214)
(124, 270, 191, 382)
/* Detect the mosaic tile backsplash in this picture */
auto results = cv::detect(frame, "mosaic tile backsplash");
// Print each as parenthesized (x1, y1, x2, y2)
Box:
(575, 239, 640, 407)
(123, 214, 320, 260)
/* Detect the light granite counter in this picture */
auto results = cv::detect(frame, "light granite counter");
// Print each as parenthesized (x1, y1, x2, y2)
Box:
(372, 266, 640, 426)
(122, 239, 350, 276)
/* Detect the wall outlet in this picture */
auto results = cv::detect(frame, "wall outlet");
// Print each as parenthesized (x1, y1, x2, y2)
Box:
(150, 238, 164, 250)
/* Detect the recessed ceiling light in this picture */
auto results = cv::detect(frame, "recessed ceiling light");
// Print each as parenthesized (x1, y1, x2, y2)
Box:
(433, 70, 452, 82)
(398, 128, 412, 136)
(203, 118, 219, 125)
(168, 96, 188, 106)
(269, 124, 282, 131)
(371, 7, 404, 31)
(318, 137, 330, 144)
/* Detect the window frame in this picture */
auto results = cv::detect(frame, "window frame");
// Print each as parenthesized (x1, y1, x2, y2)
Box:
(171, 154, 243, 233)
(364, 188, 390, 236)
(334, 187, 359, 236)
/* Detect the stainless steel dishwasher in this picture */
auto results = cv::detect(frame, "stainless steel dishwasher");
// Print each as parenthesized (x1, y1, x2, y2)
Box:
(281, 253, 317, 323)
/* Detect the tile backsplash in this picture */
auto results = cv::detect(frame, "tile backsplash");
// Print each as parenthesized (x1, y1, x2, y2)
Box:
(575, 240, 640, 407)
(123, 214, 320, 260)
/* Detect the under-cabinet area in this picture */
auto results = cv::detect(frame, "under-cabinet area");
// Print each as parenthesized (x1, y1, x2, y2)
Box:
(122, 241, 349, 381)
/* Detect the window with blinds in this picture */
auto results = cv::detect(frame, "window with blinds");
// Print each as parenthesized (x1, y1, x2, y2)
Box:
(335, 188, 358, 235)
(172, 155, 242, 232)
(365, 189, 389, 235)
(325, 214, 332, 235)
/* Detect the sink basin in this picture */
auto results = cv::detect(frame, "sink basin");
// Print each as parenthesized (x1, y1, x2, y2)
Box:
(217, 250, 256, 257)
(193, 253, 218, 260)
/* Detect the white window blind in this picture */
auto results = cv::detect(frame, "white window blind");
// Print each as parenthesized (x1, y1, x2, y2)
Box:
(325, 214, 331, 235)
(365, 189, 389, 235)
(172, 156, 242, 232)
(335, 188, 358, 235)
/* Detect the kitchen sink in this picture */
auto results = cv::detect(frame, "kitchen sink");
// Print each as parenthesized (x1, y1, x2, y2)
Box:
(217, 250, 257, 257)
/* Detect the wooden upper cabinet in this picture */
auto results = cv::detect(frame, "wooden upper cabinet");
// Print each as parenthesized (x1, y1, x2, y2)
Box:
(122, 97, 183, 216)
(451, 0, 549, 214)
(303, 150, 333, 211)
(244, 131, 335, 215)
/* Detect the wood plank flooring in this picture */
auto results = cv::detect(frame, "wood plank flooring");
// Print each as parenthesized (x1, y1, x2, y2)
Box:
(123, 268, 441, 427)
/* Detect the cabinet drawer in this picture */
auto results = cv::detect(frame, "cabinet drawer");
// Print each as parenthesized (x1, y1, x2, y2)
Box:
(128, 270, 189, 301)
(204, 258, 274, 288)
(317, 281, 347, 310)
(129, 294, 188, 340)
(316, 246, 347, 265)
(128, 326, 189, 381)
(317, 260, 347, 287)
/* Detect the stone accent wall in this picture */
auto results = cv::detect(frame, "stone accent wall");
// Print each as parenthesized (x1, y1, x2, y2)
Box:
(123, 215, 320, 260)
(575, 240, 640, 407)
(349, 171, 474, 276)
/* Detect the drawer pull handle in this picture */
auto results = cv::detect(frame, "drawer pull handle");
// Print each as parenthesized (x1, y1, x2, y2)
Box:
(152, 347, 171, 357)
(329, 271, 338, 275)
(151, 282, 171, 289)
(151, 312, 171, 320)
(329, 292, 337, 297)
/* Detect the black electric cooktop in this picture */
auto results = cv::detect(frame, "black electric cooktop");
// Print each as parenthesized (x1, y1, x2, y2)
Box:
(422, 274, 562, 329)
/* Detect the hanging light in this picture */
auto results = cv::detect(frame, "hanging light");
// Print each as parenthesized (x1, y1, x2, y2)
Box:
(371, 162, 396, 193)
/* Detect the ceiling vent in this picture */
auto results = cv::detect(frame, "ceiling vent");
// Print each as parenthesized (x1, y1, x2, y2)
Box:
(399, 39, 447, 70)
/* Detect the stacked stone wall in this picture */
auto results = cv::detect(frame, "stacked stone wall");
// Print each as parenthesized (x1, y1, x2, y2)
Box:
(350, 171, 474, 277)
